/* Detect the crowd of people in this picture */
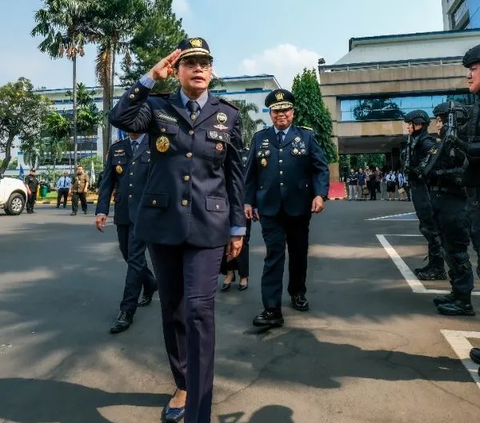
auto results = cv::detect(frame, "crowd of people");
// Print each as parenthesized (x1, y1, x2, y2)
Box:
(345, 167, 410, 201)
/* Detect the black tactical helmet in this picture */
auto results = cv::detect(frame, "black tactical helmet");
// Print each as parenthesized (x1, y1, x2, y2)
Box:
(463, 44, 480, 68)
(404, 109, 430, 126)
(433, 102, 468, 124)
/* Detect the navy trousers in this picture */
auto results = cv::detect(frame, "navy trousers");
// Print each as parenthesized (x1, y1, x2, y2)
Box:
(116, 224, 157, 313)
(147, 243, 224, 423)
(467, 187, 480, 276)
(411, 180, 444, 269)
(430, 191, 473, 296)
(259, 211, 311, 310)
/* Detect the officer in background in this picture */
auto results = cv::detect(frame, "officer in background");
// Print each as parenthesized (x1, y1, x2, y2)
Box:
(24, 168, 39, 214)
(109, 38, 245, 423)
(70, 165, 89, 216)
(56, 171, 71, 208)
(425, 103, 474, 316)
(402, 110, 446, 281)
(95, 132, 158, 334)
(244, 89, 330, 328)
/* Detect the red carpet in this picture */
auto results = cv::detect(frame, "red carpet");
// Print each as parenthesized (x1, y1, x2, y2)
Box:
(328, 182, 346, 200)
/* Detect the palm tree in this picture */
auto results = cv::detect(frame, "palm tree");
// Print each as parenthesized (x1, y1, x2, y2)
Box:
(231, 101, 266, 147)
(31, 0, 94, 167)
(88, 0, 147, 161)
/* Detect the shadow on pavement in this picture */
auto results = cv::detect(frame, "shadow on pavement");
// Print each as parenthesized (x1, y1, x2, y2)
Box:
(0, 378, 169, 423)
(219, 405, 294, 423)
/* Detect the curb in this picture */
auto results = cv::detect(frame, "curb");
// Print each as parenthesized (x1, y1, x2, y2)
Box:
(38, 201, 113, 205)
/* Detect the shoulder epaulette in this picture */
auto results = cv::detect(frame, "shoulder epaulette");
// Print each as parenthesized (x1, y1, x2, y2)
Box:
(112, 139, 122, 145)
(149, 92, 172, 98)
(253, 127, 269, 136)
(219, 98, 239, 110)
(299, 125, 314, 131)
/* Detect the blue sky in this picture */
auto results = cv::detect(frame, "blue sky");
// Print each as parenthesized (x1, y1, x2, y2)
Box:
(1, 0, 444, 90)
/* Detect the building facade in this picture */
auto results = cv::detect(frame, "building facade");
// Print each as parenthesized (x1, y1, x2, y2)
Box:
(443, 0, 480, 30)
(319, 28, 480, 181)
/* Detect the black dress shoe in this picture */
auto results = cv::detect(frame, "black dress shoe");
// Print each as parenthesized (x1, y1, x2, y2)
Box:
(110, 310, 134, 334)
(238, 278, 248, 291)
(138, 292, 154, 307)
(221, 272, 236, 292)
(70, 212, 77, 216)
(437, 299, 475, 316)
(291, 294, 309, 311)
(253, 309, 284, 327)
(163, 403, 186, 423)
(470, 348, 480, 364)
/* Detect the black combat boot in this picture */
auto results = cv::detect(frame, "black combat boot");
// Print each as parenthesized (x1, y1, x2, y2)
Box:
(470, 347, 480, 365)
(437, 295, 475, 316)
(414, 261, 430, 276)
(433, 290, 457, 306)
(416, 266, 447, 281)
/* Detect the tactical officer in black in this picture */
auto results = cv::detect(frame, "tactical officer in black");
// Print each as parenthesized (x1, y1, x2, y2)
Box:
(245, 89, 330, 327)
(402, 110, 446, 281)
(24, 168, 39, 213)
(95, 132, 157, 334)
(426, 102, 475, 316)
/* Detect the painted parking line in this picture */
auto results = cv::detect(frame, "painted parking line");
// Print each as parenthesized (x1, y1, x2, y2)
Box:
(376, 234, 480, 296)
(441, 330, 480, 389)
(367, 212, 417, 221)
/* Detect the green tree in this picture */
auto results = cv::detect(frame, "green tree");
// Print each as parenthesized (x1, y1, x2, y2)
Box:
(42, 112, 70, 170)
(67, 83, 102, 136)
(88, 0, 147, 161)
(121, 0, 187, 94)
(291, 68, 337, 163)
(31, 0, 94, 168)
(230, 101, 265, 147)
(7, 158, 18, 170)
(0, 78, 51, 174)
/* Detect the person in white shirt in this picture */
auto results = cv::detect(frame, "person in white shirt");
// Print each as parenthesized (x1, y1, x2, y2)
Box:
(385, 170, 396, 200)
(56, 171, 71, 208)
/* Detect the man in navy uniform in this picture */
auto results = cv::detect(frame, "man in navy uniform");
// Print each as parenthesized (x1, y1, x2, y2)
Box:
(95, 132, 158, 334)
(109, 38, 245, 423)
(244, 89, 330, 327)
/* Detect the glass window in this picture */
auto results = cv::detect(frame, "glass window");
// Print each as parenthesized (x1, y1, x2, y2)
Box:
(339, 92, 473, 122)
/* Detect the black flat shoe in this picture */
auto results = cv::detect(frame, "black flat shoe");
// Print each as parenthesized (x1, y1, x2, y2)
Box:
(238, 278, 248, 291)
(220, 272, 236, 292)
(110, 310, 133, 334)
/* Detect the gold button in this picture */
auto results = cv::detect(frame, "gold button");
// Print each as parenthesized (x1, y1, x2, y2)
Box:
(129, 94, 135, 99)
(148, 159, 150, 162)
(186, 152, 193, 158)
(152, 200, 157, 205)
(132, 161, 135, 165)
(279, 160, 283, 163)
(183, 175, 190, 182)
(279, 149, 283, 152)
(129, 184, 132, 187)
(280, 183, 284, 186)
(215, 204, 220, 210)
(129, 195, 132, 198)
(181, 199, 189, 206)
(280, 171, 283, 175)
(189, 130, 194, 135)
(161, 128, 166, 133)
(134, 88, 139, 93)
(130, 172, 133, 176)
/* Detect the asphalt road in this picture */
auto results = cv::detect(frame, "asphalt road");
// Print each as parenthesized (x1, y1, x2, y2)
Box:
(1, 200, 480, 423)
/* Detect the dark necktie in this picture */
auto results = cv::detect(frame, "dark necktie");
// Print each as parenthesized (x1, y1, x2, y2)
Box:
(186, 100, 200, 121)
(131, 140, 138, 155)
(277, 131, 285, 146)
(63, 177, 66, 188)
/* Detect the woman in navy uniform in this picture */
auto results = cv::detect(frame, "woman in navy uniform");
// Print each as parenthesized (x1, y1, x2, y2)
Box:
(109, 38, 245, 423)
(244, 89, 330, 328)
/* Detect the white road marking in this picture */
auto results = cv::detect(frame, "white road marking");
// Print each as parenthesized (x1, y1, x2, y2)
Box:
(367, 212, 417, 221)
(441, 330, 480, 389)
(376, 234, 480, 296)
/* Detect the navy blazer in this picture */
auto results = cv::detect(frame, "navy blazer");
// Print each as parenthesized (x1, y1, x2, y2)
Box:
(109, 82, 245, 248)
(244, 125, 329, 217)
(96, 136, 151, 225)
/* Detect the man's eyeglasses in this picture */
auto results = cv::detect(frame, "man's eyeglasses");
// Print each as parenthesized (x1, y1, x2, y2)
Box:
(180, 58, 212, 70)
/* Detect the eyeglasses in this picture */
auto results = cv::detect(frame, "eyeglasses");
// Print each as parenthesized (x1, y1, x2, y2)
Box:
(180, 58, 212, 70)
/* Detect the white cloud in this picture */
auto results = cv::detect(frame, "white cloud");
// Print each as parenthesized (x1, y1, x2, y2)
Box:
(239, 44, 322, 89)
(172, 0, 190, 15)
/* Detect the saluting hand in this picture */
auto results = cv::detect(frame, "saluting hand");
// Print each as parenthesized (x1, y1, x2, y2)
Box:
(95, 215, 107, 233)
(311, 196, 325, 214)
(148, 49, 182, 81)
(226, 236, 243, 262)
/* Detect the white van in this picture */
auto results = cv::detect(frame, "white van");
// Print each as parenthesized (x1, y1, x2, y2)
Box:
(0, 175, 28, 215)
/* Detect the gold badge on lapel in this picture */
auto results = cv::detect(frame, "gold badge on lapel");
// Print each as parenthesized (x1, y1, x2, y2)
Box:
(156, 136, 170, 153)
(216, 143, 224, 151)
(261, 158, 268, 167)
(116, 165, 123, 174)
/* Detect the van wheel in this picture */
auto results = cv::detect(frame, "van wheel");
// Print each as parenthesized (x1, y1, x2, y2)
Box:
(5, 193, 25, 215)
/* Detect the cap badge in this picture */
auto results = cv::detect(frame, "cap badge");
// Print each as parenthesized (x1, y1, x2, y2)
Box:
(116, 165, 123, 174)
(217, 112, 228, 124)
(190, 38, 202, 48)
(156, 136, 170, 153)
(275, 92, 284, 101)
